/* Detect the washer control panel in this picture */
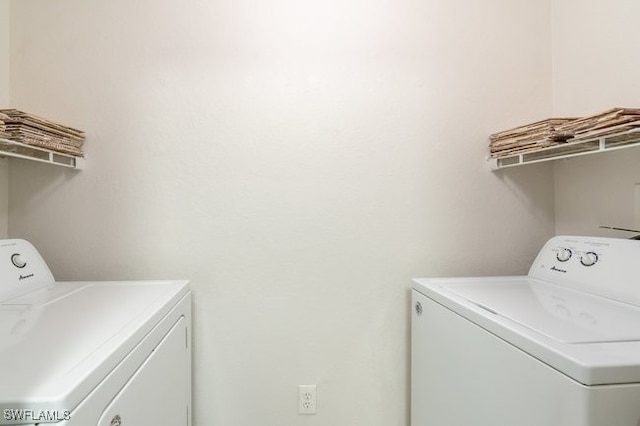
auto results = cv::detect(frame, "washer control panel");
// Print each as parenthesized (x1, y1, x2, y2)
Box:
(554, 246, 600, 267)
(529, 235, 640, 306)
(0, 239, 54, 303)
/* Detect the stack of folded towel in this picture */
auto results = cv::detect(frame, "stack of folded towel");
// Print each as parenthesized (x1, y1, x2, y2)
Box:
(0, 109, 85, 157)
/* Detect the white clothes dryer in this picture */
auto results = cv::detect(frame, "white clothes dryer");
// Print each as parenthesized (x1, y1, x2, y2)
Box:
(0, 239, 191, 425)
(412, 235, 640, 426)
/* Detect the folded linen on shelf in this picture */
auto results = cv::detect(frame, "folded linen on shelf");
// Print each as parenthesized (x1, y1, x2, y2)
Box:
(489, 117, 576, 158)
(489, 107, 640, 159)
(555, 108, 640, 141)
(0, 109, 85, 156)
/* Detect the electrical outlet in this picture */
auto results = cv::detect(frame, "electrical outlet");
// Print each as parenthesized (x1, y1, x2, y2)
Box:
(298, 385, 317, 415)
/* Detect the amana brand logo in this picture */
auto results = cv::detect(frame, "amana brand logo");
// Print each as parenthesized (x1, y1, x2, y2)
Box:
(550, 266, 567, 273)
(18, 273, 34, 280)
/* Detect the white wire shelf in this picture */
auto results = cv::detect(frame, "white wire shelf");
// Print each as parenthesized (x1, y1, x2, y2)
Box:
(0, 138, 84, 170)
(488, 128, 640, 170)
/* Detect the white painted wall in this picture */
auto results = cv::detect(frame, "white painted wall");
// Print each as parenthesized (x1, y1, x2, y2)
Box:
(552, 0, 640, 237)
(0, 0, 9, 238)
(8, 0, 554, 425)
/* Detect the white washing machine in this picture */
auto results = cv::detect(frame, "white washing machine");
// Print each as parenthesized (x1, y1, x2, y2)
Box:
(0, 239, 191, 425)
(412, 235, 640, 426)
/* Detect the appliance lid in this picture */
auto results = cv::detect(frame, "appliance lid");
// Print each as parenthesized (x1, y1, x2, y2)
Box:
(444, 279, 640, 344)
(0, 280, 189, 415)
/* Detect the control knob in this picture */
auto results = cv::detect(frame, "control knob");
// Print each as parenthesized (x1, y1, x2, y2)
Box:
(556, 248, 572, 262)
(11, 253, 26, 268)
(580, 251, 598, 267)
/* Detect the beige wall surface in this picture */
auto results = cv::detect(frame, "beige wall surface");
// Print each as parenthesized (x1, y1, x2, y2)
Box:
(552, 0, 640, 237)
(0, 0, 9, 238)
(8, 0, 554, 425)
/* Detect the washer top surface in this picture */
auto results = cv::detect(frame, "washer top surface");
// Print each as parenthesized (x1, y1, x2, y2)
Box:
(413, 235, 640, 386)
(0, 240, 190, 416)
(0, 280, 189, 413)
(413, 276, 640, 386)
(444, 278, 640, 344)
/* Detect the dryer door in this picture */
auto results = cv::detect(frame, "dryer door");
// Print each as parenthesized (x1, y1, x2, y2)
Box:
(97, 317, 189, 426)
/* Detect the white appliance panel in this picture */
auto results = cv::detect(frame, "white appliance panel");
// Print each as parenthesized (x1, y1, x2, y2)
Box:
(412, 291, 640, 426)
(97, 317, 188, 426)
(0, 239, 191, 426)
(414, 274, 640, 386)
(412, 235, 640, 426)
(50, 292, 191, 426)
(0, 239, 54, 302)
(529, 236, 640, 306)
(444, 279, 640, 343)
(0, 281, 189, 416)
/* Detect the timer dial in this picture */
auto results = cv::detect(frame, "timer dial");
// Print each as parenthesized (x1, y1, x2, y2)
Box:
(11, 253, 26, 268)
(580, 251, 599, 267)
(556, 248, 572, 262)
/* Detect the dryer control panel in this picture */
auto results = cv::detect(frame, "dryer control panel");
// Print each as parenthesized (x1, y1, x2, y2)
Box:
(529, 235, 640, 307)
(0, 239, 54, 303)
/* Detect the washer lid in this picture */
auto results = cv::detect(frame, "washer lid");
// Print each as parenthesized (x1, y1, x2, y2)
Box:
(0, 280, 189, 417)
(445, 279, 640, 343)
